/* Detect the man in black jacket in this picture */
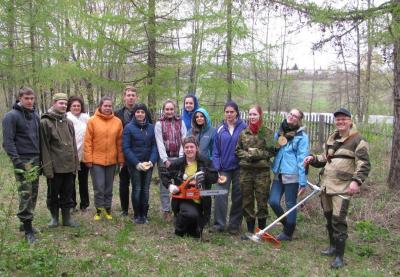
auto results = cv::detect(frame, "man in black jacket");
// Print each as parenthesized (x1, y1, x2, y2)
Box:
(2, 87, 40, 244)
(115, 86, 138, 216)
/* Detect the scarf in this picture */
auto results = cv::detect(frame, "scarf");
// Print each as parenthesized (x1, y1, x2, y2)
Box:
(160, 115, 182, 157)
(279, 119, 300, 140)
(249, 120, 262, 135)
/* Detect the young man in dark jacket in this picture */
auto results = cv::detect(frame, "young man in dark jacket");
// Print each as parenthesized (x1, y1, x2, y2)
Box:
(2, 87, 40, 244)
(40, 93, 80, 228)
(115, 86, 138, 216)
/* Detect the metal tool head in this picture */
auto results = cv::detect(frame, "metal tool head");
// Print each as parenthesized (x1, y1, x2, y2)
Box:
(246, 233, 262, 243)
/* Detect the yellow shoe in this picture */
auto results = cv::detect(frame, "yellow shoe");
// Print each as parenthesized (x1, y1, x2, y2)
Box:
(94, 208, 102, 221)
(103, 209, 113, 220)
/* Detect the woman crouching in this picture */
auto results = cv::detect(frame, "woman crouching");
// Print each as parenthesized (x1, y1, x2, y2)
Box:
(160, 136, 218, 238)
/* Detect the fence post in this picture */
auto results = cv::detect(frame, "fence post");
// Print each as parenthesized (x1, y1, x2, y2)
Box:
(317, 114, 325, 151)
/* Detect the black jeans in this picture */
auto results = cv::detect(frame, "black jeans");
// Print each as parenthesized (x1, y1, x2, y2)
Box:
(173, 199, 202, 238)
(119, 165, 131, 212)
(72, 162, 90, 209)
(47, 173, 75, 209)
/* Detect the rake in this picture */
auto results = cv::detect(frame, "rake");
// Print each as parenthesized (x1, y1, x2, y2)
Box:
(246, 181, 322, 246)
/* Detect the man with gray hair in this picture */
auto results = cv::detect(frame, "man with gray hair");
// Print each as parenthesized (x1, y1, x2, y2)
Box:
(2, 87, 40, 244)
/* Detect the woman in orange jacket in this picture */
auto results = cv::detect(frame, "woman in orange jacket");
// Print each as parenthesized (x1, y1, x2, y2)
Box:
(84, 96, 124, 220)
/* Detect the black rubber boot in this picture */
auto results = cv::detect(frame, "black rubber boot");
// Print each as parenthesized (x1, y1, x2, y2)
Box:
(23, 220, 36, 244)
(258, 218, 266, 230)
(331, 238, 345, 269)
(48, 207, 59, 228)
(321, 212, 335, 256)
(20, 224, 37, 233)
(61, 208, 79, 227)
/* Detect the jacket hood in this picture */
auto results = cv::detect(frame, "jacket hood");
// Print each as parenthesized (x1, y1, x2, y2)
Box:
(41, 107, 66, 121)
(191, 107, 211, 132)
(12, 102, 37, 120)
(94, 109, 115, 120)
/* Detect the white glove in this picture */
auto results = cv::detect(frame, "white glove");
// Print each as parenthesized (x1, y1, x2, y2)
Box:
(168, 184, 180, 194)
(148, 161, 153, 168)
(136, 163, 146, 171)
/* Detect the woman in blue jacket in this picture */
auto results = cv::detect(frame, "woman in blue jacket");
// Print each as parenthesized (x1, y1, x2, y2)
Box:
(123, 103, 158, 224)
(212, 101, 247, 234)
(187, 107, 215, 160)
(269, 108, 309, 241)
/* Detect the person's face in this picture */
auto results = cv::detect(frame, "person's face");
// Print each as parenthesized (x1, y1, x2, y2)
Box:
(335, 114, 352, 132)
(53, 100, 68, 114)
(70, 100, 82, 116)
(184, 97, 195, 112)
(195, 112, 205, 126)
(248, 108, 260, 124)
(287, 109, 301, 125)
(100, 100, 113, 115)
(224, 106, 237, 123)
(184, 142, 197, 159)
(19, 94, 35, 110)
(135, 109, 146, 122)
(124, 90, 138, 108)
(163, 102, 175, 118)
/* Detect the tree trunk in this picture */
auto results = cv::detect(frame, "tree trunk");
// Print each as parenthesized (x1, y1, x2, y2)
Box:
(226, 0, 233, 101)
(388, 0, 400, 190)
(363, 0, 373, 123)
(5, 0, 17, 108)
(355, 23, 362, 122)
(147, 0, 157, 120)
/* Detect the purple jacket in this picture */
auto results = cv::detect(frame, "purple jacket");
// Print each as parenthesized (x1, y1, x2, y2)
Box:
(212, 119, 247, 172)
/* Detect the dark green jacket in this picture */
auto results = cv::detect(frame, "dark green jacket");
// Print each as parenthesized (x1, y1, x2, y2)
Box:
(40, 108, 79, 178)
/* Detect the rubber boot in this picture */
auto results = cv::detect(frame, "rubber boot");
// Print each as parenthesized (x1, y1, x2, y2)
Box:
(23, 220, 36, 244)
(241, 218, 256, 240)
(258, 218, 266, 230)
(48, 207, 59, 228)
(277, 223, 295, 241)
(331, 238, 345, 269)
(321, 211, 335, 256)
(62, 208, 79, 227)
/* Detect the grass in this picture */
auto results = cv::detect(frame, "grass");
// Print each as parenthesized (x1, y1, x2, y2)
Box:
(0, 144, 399, 276)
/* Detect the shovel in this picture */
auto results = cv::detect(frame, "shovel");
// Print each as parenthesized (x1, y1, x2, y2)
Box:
(246, 180, 322, 246)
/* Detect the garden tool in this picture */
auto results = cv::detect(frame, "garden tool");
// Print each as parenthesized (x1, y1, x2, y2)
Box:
(246, 180, 322, 246)
(172, 171, 227, 201)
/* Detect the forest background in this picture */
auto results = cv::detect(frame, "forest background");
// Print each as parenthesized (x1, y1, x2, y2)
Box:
(0, 0, 399, 276)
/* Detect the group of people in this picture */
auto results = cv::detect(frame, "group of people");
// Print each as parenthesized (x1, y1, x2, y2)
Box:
(2, 86, 370, 269)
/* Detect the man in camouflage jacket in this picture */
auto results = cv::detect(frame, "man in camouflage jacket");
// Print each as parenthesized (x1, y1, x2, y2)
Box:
(304, 108, 371, 269)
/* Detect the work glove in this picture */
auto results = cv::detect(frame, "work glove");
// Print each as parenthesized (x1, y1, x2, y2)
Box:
(136, 163, 146, 171)
(196, 171, 205, 188)
(148, 161, 153, 168)
(168, 184, 180, 194)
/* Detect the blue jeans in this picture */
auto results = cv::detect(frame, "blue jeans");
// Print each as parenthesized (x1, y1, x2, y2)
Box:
(268, 179, 299, 236)
(129, 167, 153, 218)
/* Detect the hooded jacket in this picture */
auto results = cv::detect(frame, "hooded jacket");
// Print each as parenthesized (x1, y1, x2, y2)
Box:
(122, 117, 158, 167)
(271, 126, 309, 187)
(187, 108, 215, 160)
(67, 112, 89, 161)
(212, 118, 247, 172)
(182, 94, 199, 131)
(2, 102, 40, 168)
(40, 107, 79, 178)
(83, 109, 124, 166)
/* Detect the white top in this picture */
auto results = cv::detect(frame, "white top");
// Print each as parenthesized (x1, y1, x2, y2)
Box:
(67, 112, 90, 161)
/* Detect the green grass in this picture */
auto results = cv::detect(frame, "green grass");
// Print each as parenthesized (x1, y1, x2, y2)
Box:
(0, 148, 399, 276)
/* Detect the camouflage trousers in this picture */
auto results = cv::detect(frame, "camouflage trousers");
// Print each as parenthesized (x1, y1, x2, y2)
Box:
(240, 168, 270, 220)
(15, 166, 39, 223)
(320, 190, 350, 240)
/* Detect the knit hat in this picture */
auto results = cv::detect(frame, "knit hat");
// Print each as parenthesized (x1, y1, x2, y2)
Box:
(52, 93, 68, 102)
(224, 100, 240, 117)
(132, 103, 153, 124)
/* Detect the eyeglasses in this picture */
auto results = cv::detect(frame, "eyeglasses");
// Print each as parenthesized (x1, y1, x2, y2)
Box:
(288, 113, 300, 119)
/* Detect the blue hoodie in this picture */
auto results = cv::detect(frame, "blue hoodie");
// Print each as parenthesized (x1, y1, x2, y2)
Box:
(212, 118, 247, 172)
(187, 107, 215, 160)
(182, 93, 199, 132)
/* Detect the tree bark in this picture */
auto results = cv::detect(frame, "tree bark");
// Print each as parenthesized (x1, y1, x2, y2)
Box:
(226, 0, 233, 101)
(147, 0, 157, 120)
